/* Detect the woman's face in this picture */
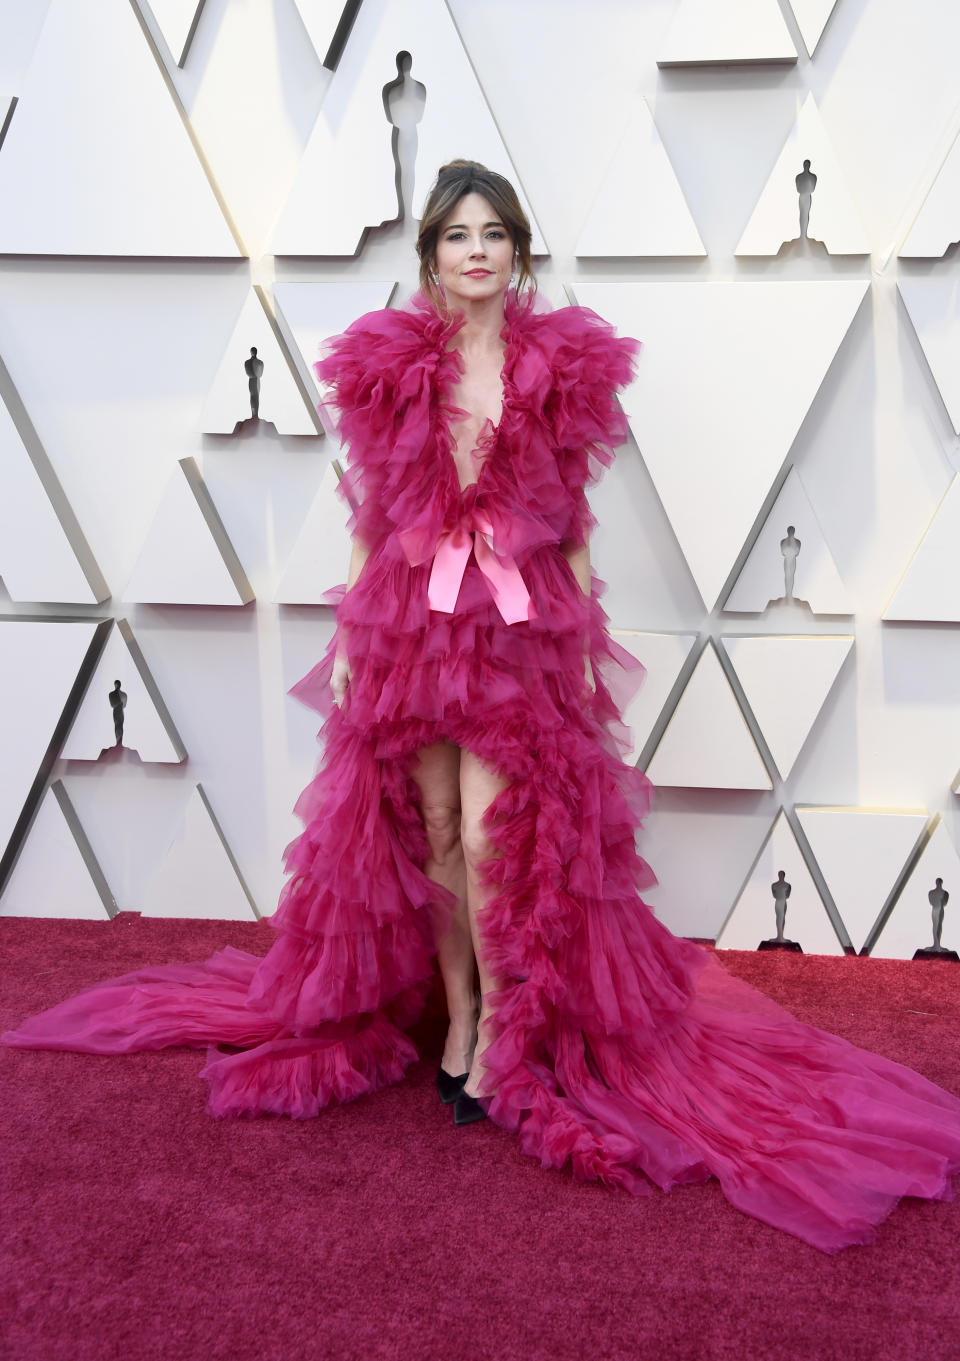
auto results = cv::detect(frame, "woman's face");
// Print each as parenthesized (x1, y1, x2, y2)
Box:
(433, 192, 515, 307)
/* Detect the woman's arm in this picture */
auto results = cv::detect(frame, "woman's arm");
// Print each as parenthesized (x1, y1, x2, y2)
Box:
(331, 536, 371, 705)
(560, 538, 590, 597)
(560, 538, 594, 692)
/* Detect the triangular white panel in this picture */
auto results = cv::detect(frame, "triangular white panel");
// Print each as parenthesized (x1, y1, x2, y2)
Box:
(884, 475, 960, 622)
(717, 811, 844, 954)
(657, 0, 796, 66)
(722, 634, 853, 779)
(573, 281, 869, 609)
(736, 94, 869, 256)
(272, 280, 397, 430)
(274, 462, 352, 604)
(148, 0, 206, 66)
(123, 458, 254, 606)
(200, 289, 320, 435)
(724, 467, 852, 614)
(61, 620, 186, 763)
(270, 0, 547, 256)
(0, 0, 239, 256)
(0, 621, 102, 857)
(293, 0, 354, 67)
(786, 0, 839, 56)
(1, 781, 115, 920)
(646, 643, 772, 790)
(900, 128, 960, 258)
(871, 817, 960, 959)
(141, 785, 259, 920)
(898, 278, 960, 435)
(796, 806, 928, 953)
(0, 386, 107, 603)
(609, 631, 698, 763)
(576, 99, 705, 257)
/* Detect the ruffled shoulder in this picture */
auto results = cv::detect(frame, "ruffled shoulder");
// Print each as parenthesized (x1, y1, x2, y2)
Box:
(510, 303, 640, 465)
(505, 302, 640, 548)
(312, 294, 464, 548)
(313, 295, 462, 438)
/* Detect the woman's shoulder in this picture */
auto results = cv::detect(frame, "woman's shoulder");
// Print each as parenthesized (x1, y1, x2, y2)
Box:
(516, 297, 639, 378)
(506, 296, 639, 459)
(508, 296, 640, 439)
(312, 293, 458, 427)
(316, 296, 439, 367)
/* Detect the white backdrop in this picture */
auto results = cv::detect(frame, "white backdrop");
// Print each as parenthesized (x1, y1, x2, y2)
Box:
(3, 0, 960, 957)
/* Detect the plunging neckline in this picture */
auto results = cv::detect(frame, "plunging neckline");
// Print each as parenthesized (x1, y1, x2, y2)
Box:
(440, 317, 512, 496)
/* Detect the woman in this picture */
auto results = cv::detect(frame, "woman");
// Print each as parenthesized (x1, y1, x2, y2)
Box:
(324, 160, 636, 1125)
(5, 161, 960, 1253)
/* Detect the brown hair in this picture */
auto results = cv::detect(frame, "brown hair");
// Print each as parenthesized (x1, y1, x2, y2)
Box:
(416, 159, 536, 312)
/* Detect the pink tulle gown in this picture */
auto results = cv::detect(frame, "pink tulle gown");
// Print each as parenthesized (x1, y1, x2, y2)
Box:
(5, 289, 960, 1253)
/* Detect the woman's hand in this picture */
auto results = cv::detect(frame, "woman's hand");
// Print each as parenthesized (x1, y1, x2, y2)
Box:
(331, 649, 352, 706)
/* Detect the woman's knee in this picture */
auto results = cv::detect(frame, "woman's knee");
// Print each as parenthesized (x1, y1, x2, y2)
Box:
(411, 740, 463, 862)
(460, 813, 496, 871)
(421, 802, 463, 863)
(459, 747, 508, 872)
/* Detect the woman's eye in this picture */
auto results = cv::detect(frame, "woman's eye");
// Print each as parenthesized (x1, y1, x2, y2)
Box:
(487, 231, 505, 239)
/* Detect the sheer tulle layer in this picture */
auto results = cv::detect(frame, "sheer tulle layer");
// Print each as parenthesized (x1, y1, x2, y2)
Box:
(6, 585, 960, 1250)
(5, 293, 960, 1252)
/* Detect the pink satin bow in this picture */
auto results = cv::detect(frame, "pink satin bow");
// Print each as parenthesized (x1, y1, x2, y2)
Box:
(400, 512, 533, 625)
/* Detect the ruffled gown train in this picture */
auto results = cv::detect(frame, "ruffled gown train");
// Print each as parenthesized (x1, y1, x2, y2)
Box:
(5, 291, 960, 1253)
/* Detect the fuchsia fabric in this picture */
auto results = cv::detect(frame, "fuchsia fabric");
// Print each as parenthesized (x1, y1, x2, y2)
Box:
(5, 289, 960, 1252)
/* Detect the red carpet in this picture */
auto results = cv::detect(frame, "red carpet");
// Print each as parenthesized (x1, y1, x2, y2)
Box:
(2, 913, 959, 1361)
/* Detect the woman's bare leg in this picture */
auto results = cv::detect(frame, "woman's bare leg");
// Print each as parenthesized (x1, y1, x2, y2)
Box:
(410, 739, 478, 1075)
(459, 747, 510, 1099)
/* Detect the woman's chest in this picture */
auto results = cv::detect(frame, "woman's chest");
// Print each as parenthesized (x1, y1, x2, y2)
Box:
(446, 349, 506, 491)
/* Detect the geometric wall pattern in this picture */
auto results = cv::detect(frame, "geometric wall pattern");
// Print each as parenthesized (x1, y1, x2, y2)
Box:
(292, 1, 356, 69)
(646, 643, 772, 790)
(869, 817, 960, 959)
(270, 0, 547, 256)
(139, 784, 260, 920)
(0, 370, 108, 605)
(721, 634, 853, 779)
(122, 459, 254, 606)
(575, 99, 705, 258)
(897, 278, 960, 435)
(796, 806, 929, 954)
(900, 125, 960, 258)
(0, 0, 239, 257)
(274, 462, 353, 605)
(723, 468, 853, 615)
(272, 280, 398, 434)
(657, 0, 797, 66)
(735, 93, 870, 256)
(150, 0, 208, 69)
(2, 1, 960, 948)
(0, 620, 105, 871)
(608, 631, 698, 763)
(786, 0, 839, 58)
(573, 280, 869, 608)
(200, 288, 322, 436)
(716, 811, 846, 955)
(883, 475, 960, 623)
(0, 780, 116, 920)
(60, 619, 187, 764)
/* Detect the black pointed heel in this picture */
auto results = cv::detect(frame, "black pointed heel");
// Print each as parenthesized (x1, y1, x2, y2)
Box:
(437, 1066, 469, 1105)
(453, 1089, 488, 1126)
